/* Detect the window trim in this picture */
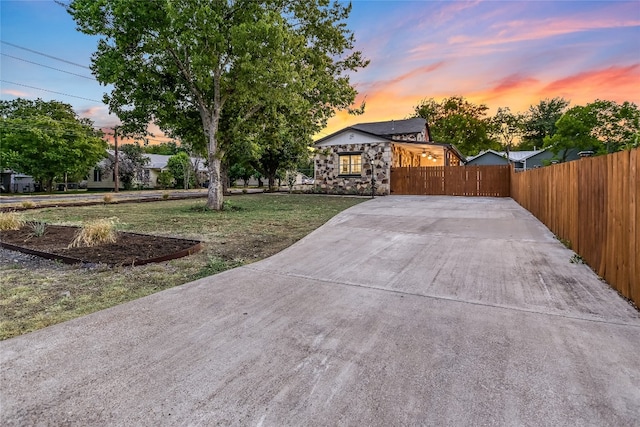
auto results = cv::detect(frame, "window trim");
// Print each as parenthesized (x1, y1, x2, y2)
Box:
(337, 152, 363, 176)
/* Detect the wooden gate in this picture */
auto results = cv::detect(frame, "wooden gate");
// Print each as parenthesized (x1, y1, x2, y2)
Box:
(390, 165, 511, 197)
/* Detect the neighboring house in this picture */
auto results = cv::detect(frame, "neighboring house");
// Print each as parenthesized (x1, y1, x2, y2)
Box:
(88, 151, 207, 190)
(0, 170, 36, 193)
(466, 148, 582, 170)
(313, 118, 464, 195)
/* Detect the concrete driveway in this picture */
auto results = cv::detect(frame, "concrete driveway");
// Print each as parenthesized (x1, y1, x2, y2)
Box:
(2, 196, 639, 426)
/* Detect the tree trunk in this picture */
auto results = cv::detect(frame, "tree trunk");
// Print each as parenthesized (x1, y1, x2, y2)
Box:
(268, 174, 276, 192)
(221, 161, 229, 195)
(207, 155, 223, 210)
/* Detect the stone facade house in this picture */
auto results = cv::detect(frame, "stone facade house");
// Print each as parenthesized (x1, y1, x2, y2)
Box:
(313, 118, 464, 195)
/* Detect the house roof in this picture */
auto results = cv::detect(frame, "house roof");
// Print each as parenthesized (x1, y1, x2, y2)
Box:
(466, 149, 546, 163)
(314, 117, 428, 147)
(105, 150, 206, 171)
(350, 118, 426, 136)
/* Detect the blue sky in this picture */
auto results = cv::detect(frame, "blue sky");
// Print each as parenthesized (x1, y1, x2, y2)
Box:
(1, 0, 639, 140)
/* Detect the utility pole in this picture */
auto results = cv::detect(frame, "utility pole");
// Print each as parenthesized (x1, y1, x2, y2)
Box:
(114, 126, 119, 193)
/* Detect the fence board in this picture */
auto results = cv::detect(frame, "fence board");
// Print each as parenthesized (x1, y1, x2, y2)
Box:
(511, 149, 639, 306)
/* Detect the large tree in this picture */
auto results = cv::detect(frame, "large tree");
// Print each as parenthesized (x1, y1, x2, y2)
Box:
(0, 98, 106, 191)
(68, 0, 367, 210)
(413, 96, 496, 156)
(520, 97, 569, 150)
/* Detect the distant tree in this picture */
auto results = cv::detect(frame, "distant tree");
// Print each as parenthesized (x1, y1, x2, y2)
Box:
(520, 97, 569, 150)
(489, 107, 525, 158)
(545, 100, 640, 160)
(413, 96, 496, 156)
(100, 143, 149, 190)
(228, 163, 257, 187)
(68, 0, 367, 210)
(585, 100, 640, 153)
(251, 113, 311, 191)
(144, 141, 180, 155)
(0, 98, 106, 192)
(156, 170, 174, 189)
(167, 152, 194, 189)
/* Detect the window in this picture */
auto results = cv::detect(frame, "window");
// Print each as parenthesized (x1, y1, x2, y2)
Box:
(339, 154, 362, 175)
(93, 168, 101, 182)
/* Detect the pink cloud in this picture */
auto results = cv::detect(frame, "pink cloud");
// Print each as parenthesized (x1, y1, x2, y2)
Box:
(486, 74, 540, 99)
(541, 64, 640, 101)
(78, 106, 104, 116)
(1, 89, 29, 97)
(358, 62, 446, 93)
(460, 16, 640, 48)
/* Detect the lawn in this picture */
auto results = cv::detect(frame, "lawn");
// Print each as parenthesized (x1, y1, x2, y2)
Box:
(0, 194, 366, 340)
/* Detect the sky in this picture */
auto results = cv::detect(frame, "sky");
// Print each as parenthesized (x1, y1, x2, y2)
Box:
(1, 0, 639, 142)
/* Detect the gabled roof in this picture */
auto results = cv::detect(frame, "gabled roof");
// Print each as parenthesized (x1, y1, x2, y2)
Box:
(314, 118, 427, 147)
(466, 149, 546, 163)
(350, 118, 426, 136)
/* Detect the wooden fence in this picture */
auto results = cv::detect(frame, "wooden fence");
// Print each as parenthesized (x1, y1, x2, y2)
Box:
(510, 149, 639, 305)
(390, 165, 510, 197)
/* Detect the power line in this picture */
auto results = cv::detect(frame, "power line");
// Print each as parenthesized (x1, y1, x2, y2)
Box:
(1, 41, 91, 70)
(0, 80, 103, 103)
(1, 53, 96, 80)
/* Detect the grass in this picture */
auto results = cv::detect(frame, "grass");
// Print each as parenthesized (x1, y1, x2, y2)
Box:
(0, 194, 365, 339)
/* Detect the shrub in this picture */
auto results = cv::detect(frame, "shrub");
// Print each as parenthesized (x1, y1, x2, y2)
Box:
(68, 218, 117, 248)
(30, 221, 47, 237)
(103, 193, 113, 204)
(162, 192, 170, 200)
(21, 201, 36, 209)
(0, 212, 25, 230)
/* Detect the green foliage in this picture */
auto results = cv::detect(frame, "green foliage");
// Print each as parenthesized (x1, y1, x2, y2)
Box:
(489, 107, 525, 152)
(0, 98, 107, 192)
(67, 0, 367, 210)
(520, 97, 569, 150)
(167, 152, 194, 189)
(156, 170, 175, 189)
(30, 221, 47, 238)
(228, 163, 257, 187)
(413, 96, 497, 156)
(144, 142, 181, 155)
(545, 100, 639, 159)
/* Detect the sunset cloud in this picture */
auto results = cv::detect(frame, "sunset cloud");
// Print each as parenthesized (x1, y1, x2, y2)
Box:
(540, 64, 640, 103)
(1, 89, 29, 97)
(469, 17, 640, 48)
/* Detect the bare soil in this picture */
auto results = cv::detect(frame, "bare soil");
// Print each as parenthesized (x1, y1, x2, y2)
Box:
(0, 224, 201, 266)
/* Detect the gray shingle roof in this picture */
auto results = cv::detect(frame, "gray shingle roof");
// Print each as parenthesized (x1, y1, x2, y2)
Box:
(350, 117, 426, 136)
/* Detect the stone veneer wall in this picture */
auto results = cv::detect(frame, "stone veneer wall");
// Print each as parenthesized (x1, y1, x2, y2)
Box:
(314, 143, 391, 195)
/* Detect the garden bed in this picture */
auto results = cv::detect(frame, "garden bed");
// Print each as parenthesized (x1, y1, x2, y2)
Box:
(0, 224, 202, 266)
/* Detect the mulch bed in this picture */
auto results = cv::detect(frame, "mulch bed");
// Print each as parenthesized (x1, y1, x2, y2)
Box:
(0, 224, 202, 266)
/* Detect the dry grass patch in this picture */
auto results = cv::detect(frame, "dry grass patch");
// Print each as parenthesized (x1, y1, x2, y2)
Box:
(0, 212, 25, 231)
(68, 218, 117, 248)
